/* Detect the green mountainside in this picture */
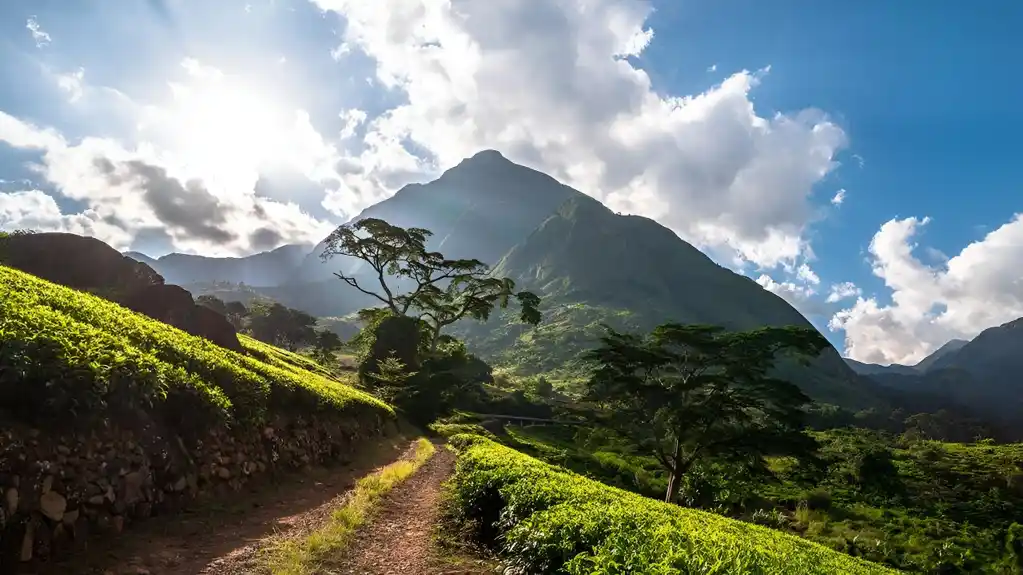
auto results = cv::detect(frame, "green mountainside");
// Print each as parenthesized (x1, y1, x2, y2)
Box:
(451, 193, 880, 408)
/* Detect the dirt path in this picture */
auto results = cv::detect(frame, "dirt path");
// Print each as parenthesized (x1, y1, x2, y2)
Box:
(332, 445, 493, 575)
(40, 434, 415, 575)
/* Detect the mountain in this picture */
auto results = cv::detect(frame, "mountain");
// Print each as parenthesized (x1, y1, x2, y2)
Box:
(919, 319, 1023, 420)
(844, 338, 969, 376)
(844, 358, 919, 376)
(126, 243, 312, 287)
(294, 149, 578, 285)
(855, 323, 1023, 428)
(124, 250, 158, 267)
(451, 192, 879, 408)
(913, 338, 969, 371)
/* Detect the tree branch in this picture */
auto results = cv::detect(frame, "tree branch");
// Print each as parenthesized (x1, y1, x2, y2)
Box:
(333, 271, 395, 310)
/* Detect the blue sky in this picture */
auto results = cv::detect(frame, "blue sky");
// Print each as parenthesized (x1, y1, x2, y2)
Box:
(1, 0, 1021, 364)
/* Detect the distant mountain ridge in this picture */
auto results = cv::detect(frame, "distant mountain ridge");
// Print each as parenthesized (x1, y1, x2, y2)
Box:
(844, 339, 968, 376)
(848, 323, 1023, 428)
(126, 243, 312, 287)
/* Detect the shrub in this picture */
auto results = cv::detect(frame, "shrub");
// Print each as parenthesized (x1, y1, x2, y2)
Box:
(446, 434, 900, 575)
(802, 488, 834, 511)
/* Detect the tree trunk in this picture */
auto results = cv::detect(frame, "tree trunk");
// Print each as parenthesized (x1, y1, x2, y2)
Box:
(664, 438, 684, 504)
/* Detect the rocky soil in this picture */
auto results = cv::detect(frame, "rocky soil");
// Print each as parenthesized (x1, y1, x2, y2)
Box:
(335, 445, 494, 575)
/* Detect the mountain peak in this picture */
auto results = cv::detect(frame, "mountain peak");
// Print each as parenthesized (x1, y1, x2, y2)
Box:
(448, 149, 516, 174)
(469, 149, 507, 161)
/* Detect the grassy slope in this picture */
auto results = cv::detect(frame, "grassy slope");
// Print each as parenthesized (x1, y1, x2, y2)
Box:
(0, 265, 392, 429)
(447, 434, 898, 574)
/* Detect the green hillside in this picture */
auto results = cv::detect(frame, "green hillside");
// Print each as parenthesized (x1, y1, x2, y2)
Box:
(0, 264, 392, 430)
(447, 434, 899, 574)
(455, 194, 880, 408)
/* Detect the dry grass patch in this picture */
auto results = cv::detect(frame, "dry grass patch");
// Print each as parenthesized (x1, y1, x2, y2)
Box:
(262, 438, 436, 575)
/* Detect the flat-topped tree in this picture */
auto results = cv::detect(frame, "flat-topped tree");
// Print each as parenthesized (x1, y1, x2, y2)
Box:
(320, 217, 542, 354)
(584, 322, 830, 504)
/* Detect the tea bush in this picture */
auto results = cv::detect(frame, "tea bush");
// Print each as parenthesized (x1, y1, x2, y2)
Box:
(447, 434, 900, 574)
(0, 265, 392, 429)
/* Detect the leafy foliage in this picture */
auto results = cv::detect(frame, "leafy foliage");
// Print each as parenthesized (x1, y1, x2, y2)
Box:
(311, 328, 344, 366)
(0, 265, 392, 431)
(320, 217, 541, 352)
(247, 300, 319, 351)
(447, 434, 898, 574)
(583, 322, 829, 503)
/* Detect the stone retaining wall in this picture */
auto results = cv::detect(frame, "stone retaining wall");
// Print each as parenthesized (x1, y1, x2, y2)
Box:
(0, 410, 394, 572)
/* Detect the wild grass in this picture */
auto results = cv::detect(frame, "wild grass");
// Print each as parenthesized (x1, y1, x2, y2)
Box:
(447, 434, 900, 575)
(262, 438, 436, 575)
(0, 265, 392, 429)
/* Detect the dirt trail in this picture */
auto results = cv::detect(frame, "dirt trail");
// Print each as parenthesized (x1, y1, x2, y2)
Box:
(332, 445, 493, 575)
(38, 435, 414, 575)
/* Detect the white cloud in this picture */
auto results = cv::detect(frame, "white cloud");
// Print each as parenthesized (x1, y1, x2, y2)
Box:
(831, 215, 1023, 365)
(339, 108, 368, 139)
(796, 263, 820, 285)
(56, 68, 86, 103)
(831, 188, 846, 205)
(756, 273, 831, 318)
(707, 63, 717, 72)
(826, 281, 861, 303)
(310, 0, 848, 271)
(0, 106, 335, 256)
(0, 189, 132, 247)
(26, 18, 51, 48)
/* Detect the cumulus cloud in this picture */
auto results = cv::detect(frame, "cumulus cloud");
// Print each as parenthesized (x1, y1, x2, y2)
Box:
(831, 215, 1023, 365)
(831, 188, 846, 206)
(0, 190, 131, 247)
(0, 110, 334, 255)
(26, 18, 51, 48)
(310, 0, 848, 270)
(826, 281, 861, 303)
(755, 272, 841, 320)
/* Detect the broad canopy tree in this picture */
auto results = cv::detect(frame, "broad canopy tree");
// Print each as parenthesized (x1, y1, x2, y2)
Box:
(583, 322, 830, 504)
(247, 301, 318, 351)
(319, 217, 542, 354)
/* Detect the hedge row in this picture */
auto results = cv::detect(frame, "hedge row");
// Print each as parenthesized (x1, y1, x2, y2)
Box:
(447, 434, 900, 575)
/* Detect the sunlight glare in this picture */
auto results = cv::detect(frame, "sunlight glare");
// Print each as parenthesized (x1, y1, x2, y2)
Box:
(161, 71, 294, 186)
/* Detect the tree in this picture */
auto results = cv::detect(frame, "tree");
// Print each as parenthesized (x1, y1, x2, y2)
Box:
(320, 217, 541, 353)
(583, 322, 829, 504)
(223, 300, 249, 330)
(247, 301, 318, 350)
(196, 294, 228, 315)
(312, 328, 344, 365)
